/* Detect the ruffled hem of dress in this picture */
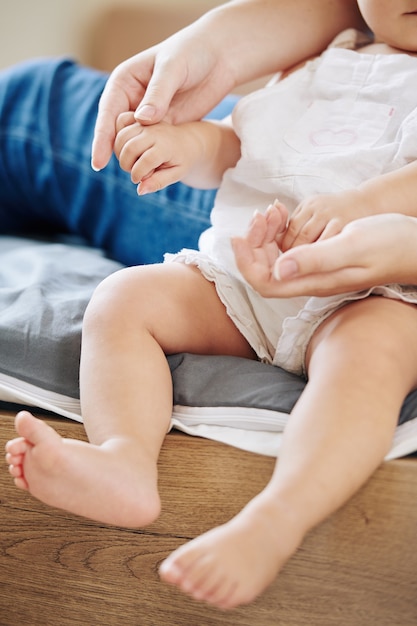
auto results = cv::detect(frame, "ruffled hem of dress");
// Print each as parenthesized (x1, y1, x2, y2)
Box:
(275, 284, 417, 376)
(165, 249, 273, 362)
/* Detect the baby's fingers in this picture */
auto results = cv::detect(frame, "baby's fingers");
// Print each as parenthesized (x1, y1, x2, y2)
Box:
(114, 124, 147, 165)
(116, 111, 137, 133)
(264, 201, 288, 245)
(317, 217, 344, 242)
(137, 164, 184, 195)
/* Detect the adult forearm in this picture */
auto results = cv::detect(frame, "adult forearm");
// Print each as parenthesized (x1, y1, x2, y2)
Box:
(195, 0, 365, 88)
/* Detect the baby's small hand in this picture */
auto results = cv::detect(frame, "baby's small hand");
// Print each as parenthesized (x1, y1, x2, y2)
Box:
(114, 112, 192, 195)
(280, 189, 368, 251)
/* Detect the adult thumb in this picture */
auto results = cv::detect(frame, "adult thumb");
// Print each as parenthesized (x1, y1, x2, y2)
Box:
(275, 238, 343, 280)
(134, 65, 180, 125)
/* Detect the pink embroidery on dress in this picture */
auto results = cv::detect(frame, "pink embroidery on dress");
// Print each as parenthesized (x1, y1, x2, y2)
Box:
(309, 127, 358, 147)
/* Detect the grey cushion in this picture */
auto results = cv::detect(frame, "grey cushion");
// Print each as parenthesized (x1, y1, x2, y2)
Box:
(0, 236, 416, 459)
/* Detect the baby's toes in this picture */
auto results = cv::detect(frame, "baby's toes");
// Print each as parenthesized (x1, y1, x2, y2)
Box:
(5, 436, 29, 456)
(8, 459, 24, 478)
(159, 559, 183, 586)
(6, 452, 23, 467)
(190, 572, 230, 605)
(13, 475, 29, 491)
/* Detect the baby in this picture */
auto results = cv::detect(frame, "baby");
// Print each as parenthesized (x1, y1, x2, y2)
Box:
(6, 0, 417, 610)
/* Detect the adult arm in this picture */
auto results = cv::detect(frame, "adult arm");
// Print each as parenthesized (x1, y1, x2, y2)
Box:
(91, 0, 364, 170)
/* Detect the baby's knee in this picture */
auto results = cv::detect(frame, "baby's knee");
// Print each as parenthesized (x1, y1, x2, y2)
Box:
(84, 264, 183, 336)
(84, 267, 148, 330)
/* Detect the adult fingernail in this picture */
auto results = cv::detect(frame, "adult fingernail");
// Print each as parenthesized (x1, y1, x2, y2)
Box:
(135, 104, 156, 122)
(91, 159, 101, 172)
(274, 258, 298, 280)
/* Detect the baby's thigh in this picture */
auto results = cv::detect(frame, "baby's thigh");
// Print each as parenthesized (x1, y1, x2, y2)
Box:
(307, 296, 417, 390)
(90, 262, 254, 358)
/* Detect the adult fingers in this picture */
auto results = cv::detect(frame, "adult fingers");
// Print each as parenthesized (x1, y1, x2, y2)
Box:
(275, 233, 359, 281)
(135, 55, 188, 125)
(91, 76, 135, 170)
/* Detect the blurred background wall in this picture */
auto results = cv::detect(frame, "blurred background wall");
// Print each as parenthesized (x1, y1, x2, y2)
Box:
(0, 0, 221, 70)
(0, 0, 267, 95)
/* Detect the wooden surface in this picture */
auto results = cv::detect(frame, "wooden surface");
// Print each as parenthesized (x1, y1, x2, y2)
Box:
(1, 410, 417, 626)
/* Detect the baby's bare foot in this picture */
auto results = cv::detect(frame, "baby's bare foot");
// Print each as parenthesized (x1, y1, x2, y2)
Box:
(159, 496, 304, 609)
(5, 411, 161, 527)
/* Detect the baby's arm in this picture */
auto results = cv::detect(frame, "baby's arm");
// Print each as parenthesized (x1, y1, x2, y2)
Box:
(281, 161, 417, 251)
(114, 112, 240, 195)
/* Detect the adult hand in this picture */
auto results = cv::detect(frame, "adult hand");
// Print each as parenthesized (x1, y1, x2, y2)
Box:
(91, 19, 235, 172)
(275, 214, 417, 296)
(234, 210, 417, 298)
(232, 201, 289, 297)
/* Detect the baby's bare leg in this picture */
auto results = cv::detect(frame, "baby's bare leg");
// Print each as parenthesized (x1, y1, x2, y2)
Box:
(160, 297, 417, 608)
(5, 263, 253, 527)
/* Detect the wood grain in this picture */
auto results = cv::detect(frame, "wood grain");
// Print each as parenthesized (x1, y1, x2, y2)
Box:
(1, 411, 417, 625)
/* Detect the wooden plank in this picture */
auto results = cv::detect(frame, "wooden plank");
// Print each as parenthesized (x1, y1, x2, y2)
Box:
(1, 411, 417, 625)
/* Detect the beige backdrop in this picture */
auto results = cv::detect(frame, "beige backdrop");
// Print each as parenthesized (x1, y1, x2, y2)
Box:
(0, 0, 220, 70)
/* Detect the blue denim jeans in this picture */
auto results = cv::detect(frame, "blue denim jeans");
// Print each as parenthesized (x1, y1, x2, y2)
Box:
(0, 58, 237, 265)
